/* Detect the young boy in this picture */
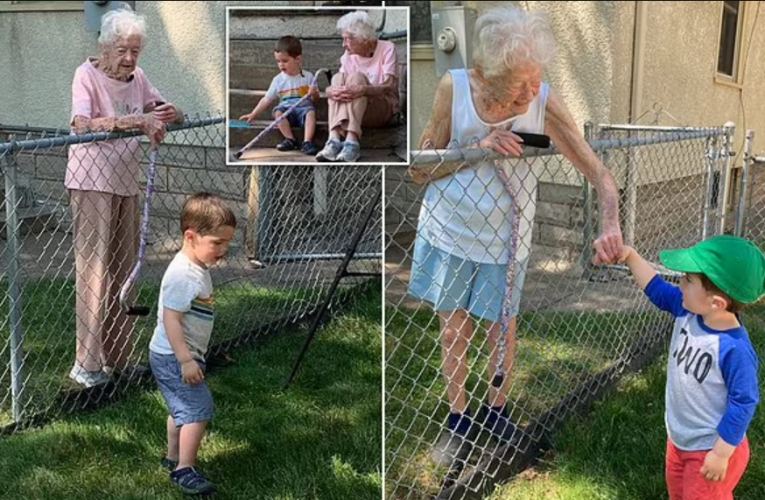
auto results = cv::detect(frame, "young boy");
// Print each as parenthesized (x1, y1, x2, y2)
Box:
(149, 193, 236, 496)
(602, 235, 763, 499)
(238, 35, 320, 155)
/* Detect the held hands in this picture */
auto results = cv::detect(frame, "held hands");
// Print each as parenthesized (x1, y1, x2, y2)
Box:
(700, 449, 730, 482)
(181, 359, 204, 386)
(592, 228, 626, 266)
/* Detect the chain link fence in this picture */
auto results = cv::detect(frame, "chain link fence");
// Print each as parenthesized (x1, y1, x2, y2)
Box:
(0, 117, 381, 432)
(384, 124, 757, 499)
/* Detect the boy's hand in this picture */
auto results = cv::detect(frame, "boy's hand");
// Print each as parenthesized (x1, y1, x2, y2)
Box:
(308, 84, 320, 98)
(700, 449, 730, 482)
(181, 359, 204, 386)
(238, 113, 254, 124)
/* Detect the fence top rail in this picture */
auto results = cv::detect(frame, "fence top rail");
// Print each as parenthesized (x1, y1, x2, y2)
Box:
(598, 124, 727, 133)
(0, 117, 224, 154)
(408, 128, 726, 168)
(754, 155, 765, 164)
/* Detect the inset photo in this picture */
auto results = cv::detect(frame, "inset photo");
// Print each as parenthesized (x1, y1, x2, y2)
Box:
(226, 5, 409, 166)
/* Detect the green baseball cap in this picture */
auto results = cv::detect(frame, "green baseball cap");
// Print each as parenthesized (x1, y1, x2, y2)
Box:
(659, 235, 765, 304)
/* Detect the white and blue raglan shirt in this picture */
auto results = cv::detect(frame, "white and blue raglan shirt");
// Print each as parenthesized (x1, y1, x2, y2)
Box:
(645, 275, 760, 451)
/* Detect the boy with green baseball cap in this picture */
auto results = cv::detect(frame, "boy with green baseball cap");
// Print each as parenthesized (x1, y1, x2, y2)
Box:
(604, 235, 764, 499)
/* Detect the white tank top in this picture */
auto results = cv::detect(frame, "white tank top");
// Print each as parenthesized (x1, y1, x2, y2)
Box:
(418, 69, 549, 263)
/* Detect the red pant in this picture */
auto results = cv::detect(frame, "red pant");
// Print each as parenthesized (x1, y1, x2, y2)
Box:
(666, 438, 750, 500)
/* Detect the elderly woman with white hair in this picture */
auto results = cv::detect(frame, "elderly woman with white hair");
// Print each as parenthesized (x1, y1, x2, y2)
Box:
(315, 10, 400, 162)
(407, 6, 624, 466)
(67, 8, 183, 389)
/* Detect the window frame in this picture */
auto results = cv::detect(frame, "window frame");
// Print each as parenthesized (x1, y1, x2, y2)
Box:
(715, 0, 746, 87)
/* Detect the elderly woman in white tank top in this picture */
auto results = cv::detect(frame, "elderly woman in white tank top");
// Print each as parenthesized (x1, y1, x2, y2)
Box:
(407, 6, 624, 466)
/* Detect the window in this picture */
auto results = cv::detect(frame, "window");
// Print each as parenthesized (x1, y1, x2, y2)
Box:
(0, 1, 83, 11)
(717, 1, 744, 80)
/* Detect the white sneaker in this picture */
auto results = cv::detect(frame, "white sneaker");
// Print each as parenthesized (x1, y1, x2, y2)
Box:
(336, 141, 361, 163)
(315, 138, 343, 162)
(69, 364, 110, 388)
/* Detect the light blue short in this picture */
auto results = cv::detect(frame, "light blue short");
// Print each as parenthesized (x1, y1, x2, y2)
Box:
(150, 351, 214, 426)
(408, 235, 528, 322)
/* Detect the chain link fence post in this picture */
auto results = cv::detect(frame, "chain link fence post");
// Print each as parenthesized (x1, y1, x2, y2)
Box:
(735, 130, 754, 237)
(718, 123, 736, 235)
(580, 122, 595, 280)
(2, 140, 26, 423)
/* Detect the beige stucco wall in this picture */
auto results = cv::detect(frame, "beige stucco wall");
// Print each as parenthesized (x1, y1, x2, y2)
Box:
(0, 1, 319, 128)
(636, 1, 765, 156)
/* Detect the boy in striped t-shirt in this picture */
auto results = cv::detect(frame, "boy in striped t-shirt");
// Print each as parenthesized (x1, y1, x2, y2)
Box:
(239, 35, 320, 155)
(149, 193, 236, 495)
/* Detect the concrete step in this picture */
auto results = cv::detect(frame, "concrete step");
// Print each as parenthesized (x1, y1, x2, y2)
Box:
(229, 120, 403, 150)
(230, 89, 330, 122)
(229, 40, 342, 90)
(229, 38, 407, 90)
(229, 65, 336, 92)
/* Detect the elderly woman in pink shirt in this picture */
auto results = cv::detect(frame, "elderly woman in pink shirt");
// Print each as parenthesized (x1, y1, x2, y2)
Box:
(67, 8, 183, 388)
(315, 10, 400, 163)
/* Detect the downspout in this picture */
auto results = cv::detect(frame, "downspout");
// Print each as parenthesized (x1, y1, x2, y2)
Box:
(625, 1, 647, 247)
(629, 1, 647, 124)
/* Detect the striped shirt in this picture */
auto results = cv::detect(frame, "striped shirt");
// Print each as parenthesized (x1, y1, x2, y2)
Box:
(265, 71, 315, 108)
(150, 251, 215, 362)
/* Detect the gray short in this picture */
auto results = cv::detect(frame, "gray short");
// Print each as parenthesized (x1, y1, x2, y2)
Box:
(150, 351, 214, 426)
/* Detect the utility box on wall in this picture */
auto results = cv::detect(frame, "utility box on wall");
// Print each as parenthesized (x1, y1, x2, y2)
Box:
(431, 6, 477, 76)
(85, 1, 136, 33)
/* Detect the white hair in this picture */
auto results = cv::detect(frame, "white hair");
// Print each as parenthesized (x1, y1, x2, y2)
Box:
(472, 7, 557, 79)
(337, 11, 376, 41)
(98, 7, 147, 46)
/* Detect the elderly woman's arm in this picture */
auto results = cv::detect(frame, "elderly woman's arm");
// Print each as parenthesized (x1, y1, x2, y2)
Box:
(73, 113, 166, 146)
(331, 75, 397, 101)
(406, 72, 453, 184)
(408, 72, 525, 185)
(544, 88, 623, 263)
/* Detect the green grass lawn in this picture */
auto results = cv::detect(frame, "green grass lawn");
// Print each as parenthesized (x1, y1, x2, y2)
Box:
(384, 305, 669, 499)
(489, 307, 765, 500)
(0, 278, 334, 427)
(0, 285, 381, 500)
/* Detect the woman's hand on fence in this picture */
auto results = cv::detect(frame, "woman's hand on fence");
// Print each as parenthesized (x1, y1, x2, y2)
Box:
(153, 102, 181, 124)
(181, 359, 204, 386)
(479, 128, 524, 157)
(139, 114, 167, 147)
